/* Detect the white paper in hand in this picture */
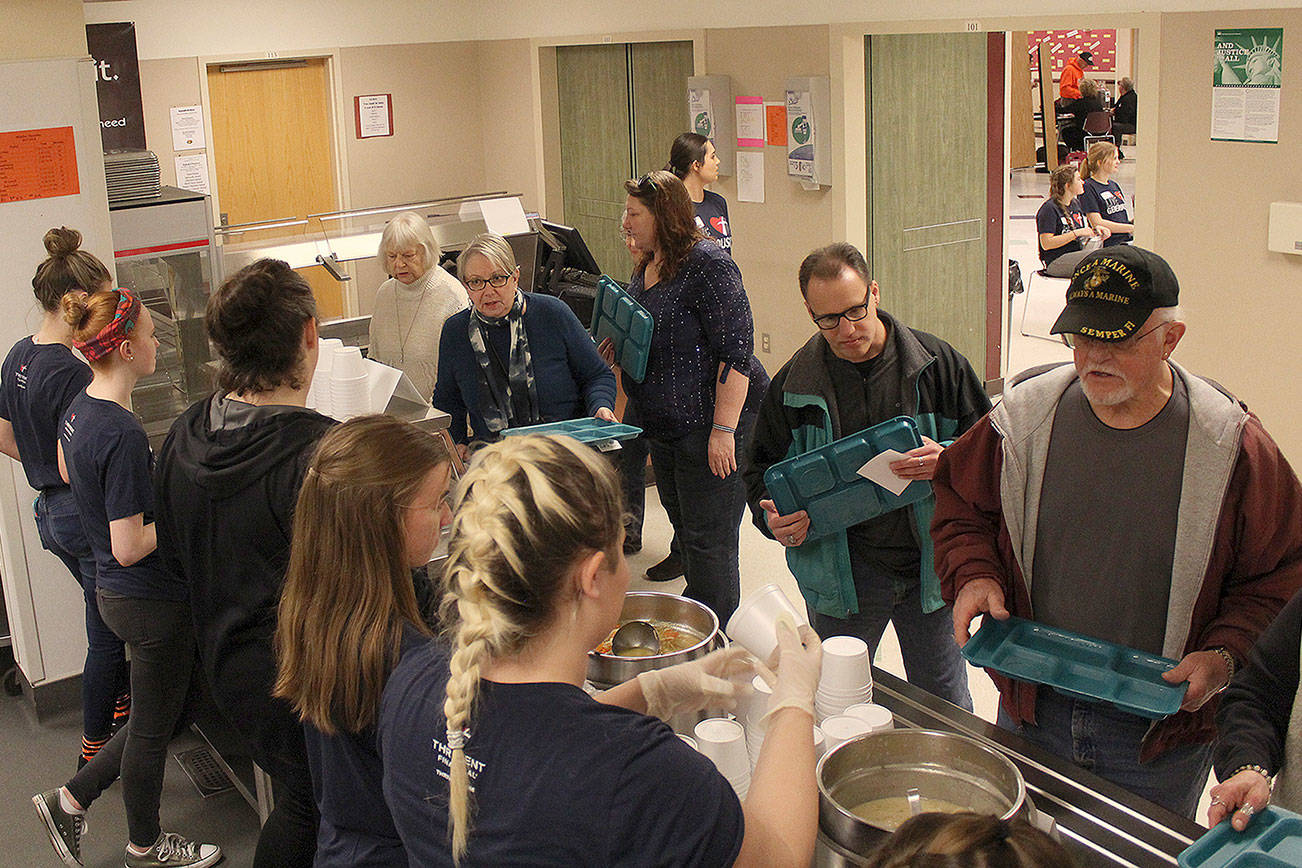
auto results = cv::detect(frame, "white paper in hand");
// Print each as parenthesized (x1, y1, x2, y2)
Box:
(856, 449, 912, 496)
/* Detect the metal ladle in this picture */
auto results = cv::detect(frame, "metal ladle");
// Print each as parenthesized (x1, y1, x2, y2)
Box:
(906, 788, 923, 817)
(610, 620, 661, 657)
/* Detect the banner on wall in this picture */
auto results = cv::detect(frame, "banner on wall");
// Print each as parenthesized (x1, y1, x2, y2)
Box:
(1212, 27, 1283, 143)
(85, 23, 146, 152)
(689, 87, 714, 139)
(786, 89, 813, 178)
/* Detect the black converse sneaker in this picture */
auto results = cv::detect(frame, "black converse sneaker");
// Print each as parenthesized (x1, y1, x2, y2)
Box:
(32, 789, 86, 867)
(124, 832, 222, 868)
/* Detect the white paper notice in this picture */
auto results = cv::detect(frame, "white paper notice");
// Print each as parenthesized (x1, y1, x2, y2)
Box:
(170, 105, 205, 151)
(856, 449, 912, 496)
(173, 154, 210, 194)
(735, 99, 765, 144)
(477, 197, 530, 236)
(736, 151, 764, 203)
(356, 94, 392, 138)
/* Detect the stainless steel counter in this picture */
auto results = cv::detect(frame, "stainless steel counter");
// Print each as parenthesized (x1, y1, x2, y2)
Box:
(818, 668, 1204, 867)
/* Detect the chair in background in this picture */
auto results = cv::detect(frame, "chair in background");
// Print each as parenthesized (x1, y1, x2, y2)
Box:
(1082, 111, 1114, 149)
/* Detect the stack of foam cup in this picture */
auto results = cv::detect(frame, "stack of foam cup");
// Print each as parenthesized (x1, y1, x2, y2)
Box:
(694, 718, 750, 799)
(330, 345, 370, 419)
(726, 583, 808, 666)
(677, 734, 699, 751)
(739, 674, 773, 769)
(843, 702, 894, 733)
(812, 724, 827, 759)
(820, 714, 873, 752)
(309, 338, 343, 417)
(815, 635, 874, 722)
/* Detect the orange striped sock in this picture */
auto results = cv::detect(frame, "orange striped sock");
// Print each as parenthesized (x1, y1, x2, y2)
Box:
(113, 691, 131, 724)
(81, 733, 110, 764)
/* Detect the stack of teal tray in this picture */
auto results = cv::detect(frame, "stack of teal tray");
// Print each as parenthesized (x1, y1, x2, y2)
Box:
(501, 417, 642, 445)
(762, 415, 930, 540)
(961, 615, 1187, 719)
(590, 276, 654, 382)
(1179, 806, 1302, 868)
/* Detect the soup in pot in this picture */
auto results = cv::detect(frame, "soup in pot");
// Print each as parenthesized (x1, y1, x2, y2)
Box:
(593, 620, 703, 657)
(849, 796, 967, 831)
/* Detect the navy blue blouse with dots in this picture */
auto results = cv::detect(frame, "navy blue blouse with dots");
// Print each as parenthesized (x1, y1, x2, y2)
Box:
(623, 240, 768, 439)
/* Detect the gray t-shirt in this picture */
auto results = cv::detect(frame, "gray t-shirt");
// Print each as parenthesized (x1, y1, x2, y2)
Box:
(1032, 372, 1189, 655)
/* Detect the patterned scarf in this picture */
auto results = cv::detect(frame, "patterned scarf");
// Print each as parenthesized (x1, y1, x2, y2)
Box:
(75, 289, 141, 362)
(467, 290, 539, 435)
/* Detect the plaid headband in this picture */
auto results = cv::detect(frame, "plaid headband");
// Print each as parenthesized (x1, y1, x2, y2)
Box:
(75, 289, 142, 362)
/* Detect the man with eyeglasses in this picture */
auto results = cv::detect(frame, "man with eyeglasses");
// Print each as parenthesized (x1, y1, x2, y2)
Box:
(743, 242, 991, 710)
(932, 245, 1302, 818)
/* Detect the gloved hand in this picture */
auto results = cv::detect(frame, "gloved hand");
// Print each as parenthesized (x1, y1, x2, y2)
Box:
(635, 645, 759, 721)
(760, 620, 822, 724)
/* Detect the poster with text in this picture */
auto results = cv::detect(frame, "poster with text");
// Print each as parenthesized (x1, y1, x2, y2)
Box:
(1212, 27, 1283, 143)
(689, 88, 714, 139)
(85, 23, 145, 152)
(786, 90, 814, 178)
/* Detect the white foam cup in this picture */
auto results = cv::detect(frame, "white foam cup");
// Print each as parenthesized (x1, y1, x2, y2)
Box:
(677, 734, 698, 751)
(818, 635, 873, 693)
(726, 584, 808, 663)
(820, 714, 872, 752)
(694, 718, 751, 785)
(812, 724, 826, 759)
(332, 345, 367, 379)
(843, 703, 894, 732)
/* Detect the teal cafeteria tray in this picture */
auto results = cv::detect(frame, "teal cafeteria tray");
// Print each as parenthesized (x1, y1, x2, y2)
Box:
(961, 615, 1186, 719)
(501, 417, 642, 445)
(1179, 806, 1302, 868)
(762, 415, 930, 540)
(590, 276, 654, 383)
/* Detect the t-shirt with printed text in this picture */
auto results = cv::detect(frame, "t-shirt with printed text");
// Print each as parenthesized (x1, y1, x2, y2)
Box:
(0, 338, 91, 490)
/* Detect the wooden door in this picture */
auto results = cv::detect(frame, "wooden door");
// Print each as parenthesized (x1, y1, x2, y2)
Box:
(557, 44, 632, 279)
(206, 58, 345, 318)
(866, 33, 988, 373)
(630, 41, 696, 176)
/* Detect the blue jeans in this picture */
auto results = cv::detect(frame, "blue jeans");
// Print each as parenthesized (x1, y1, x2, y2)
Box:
(997, 688, 1213, 818)
(646, 413, 755, 628)
(35, 487, 128, 740)
(811, 557, 973, 712)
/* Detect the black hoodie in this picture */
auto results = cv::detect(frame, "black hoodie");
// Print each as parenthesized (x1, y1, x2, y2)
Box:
(155, 393, 334, 778)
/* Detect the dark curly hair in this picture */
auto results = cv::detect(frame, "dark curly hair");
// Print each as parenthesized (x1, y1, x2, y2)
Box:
(206, 258, 317, 396)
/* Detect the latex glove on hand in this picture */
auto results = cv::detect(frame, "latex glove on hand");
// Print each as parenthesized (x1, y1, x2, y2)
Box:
(636, 645, 759, 721)
(760, 620, 823, 724)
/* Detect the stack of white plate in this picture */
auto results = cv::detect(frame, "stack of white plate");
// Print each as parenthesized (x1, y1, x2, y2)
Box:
(815, 636, 873, 722)
(330, 346, 370, 419)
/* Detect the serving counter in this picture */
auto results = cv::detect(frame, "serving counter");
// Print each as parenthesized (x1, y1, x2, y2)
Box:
(816, 668, 1205, 867)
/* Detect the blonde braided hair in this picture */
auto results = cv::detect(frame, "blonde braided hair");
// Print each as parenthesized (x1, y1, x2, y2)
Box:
(438, 434, 623, 863)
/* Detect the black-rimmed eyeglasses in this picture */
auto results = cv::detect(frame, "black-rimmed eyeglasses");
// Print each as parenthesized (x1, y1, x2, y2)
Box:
(810, 290, 873, 330)
(464, 274, 512, 291)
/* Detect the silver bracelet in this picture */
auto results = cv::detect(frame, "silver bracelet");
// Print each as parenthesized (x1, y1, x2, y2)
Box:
(1210, 647, 1237, 693)
(1231, 764, 1273, 787)
(712, 423, 735, 434)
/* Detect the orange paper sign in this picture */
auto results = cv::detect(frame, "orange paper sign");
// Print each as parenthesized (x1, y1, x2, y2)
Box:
(765, 104, 787, 146)
(0, 127, 80, 204)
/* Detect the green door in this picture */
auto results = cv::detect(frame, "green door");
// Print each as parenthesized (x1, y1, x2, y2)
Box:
(867, 33, 988, 372)
(557, 41, 694, 279)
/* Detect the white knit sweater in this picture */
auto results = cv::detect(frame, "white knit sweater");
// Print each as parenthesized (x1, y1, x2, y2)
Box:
(368, 265, 467, 399)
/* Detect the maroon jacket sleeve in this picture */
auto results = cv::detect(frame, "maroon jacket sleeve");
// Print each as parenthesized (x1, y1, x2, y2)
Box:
(931, 414, 1013, 606)
(1191, 414, 1302, 664)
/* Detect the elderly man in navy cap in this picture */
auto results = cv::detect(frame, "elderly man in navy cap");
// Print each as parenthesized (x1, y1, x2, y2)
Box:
(931, 246, 1302, 818)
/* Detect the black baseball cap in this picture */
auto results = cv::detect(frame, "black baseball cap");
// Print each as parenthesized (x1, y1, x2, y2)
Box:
(1050, 246, 1180, 341)
(1079, 51, 1095, 66)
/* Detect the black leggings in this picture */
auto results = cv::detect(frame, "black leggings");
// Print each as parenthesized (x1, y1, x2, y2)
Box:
(66, 591, 196, 847)
(253, 769, 318, 868)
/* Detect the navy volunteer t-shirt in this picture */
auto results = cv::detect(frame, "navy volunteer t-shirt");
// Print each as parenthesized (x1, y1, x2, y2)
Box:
(0, 339, 91, 491)
(61, 391, 182, 600)
(695, 190, 733, 255)
(1035, 199, 1089, 265)
(1081, 178, 1132, 246)
(378, 641, 745, 867)
(305, 623, 432, 868)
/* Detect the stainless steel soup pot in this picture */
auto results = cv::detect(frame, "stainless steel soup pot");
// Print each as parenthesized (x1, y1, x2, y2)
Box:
(586, 591, 720, 687)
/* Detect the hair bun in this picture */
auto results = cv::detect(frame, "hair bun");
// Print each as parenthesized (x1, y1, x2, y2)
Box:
(43, 226, 83, 258)
(60, 291, 91, 329)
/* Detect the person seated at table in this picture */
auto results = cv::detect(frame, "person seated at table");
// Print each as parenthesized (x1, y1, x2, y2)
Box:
(378, 434, 825, 866)
(431, 233, 615, 458)
(1036, 164, 1109, 277)
(1059, 79, 1104, 152)
(1112, 77, 1137, 146)
(867, 812, 1077, 868)
(1208, 587, 1302, 831)
(368, 212, 467, 400)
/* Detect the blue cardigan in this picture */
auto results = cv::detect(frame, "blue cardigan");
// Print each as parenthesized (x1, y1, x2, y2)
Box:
(432, 293, 616, 444)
